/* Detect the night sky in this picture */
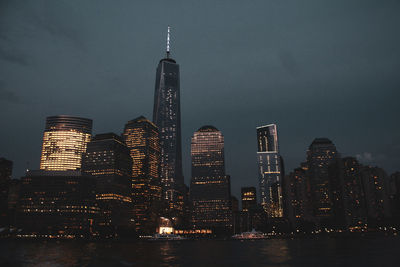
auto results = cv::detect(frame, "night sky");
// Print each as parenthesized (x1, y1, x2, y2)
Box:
(1, 0, 399, 199)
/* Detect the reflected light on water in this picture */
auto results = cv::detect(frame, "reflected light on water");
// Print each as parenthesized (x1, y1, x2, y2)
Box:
(258, 239, 291, 266)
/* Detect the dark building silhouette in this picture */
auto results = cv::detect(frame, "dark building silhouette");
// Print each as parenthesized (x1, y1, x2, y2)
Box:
(0, 158, 13, 227)
(153, 27, 184, 209)
(239, 187, 267, 232)
(306, 138, 338, 224)
(122, 117, 162, 234)
(83, 133, 132, 177)
(390, 172, 400, 226)
(17, 170, 99, 237)
(190, 126, 232, 235)
(40, 115, 92, 171)
(329, 157, 367, 230)
(241, 187, 257, 212)
(82, 133, 134, 236)
(257, 124, 284, 217)
(7, 178, 20, 228)
(231, 196, 240, 234)
(361, 166, 392, 227)
(286, 166, 313, 230)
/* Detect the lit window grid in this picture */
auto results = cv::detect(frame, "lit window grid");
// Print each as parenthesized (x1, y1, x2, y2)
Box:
(257, 152, 283, 217)
(40, 130, 91, 171)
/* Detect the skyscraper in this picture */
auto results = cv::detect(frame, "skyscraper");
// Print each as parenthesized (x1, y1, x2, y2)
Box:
(18, 170, 99, 237)
(241, 187, 257, 212)
(286, 167, 312, 228)
(122, 116, 162, 234)
(190, 126, 232, 234)
(257, 124, 284, 217)
(361, 166, 392, 225)
(153, 27, 184, 203)
(40, 115, 92, 171)
(328, 157, 367, 229)
(0, 158, 13, 227)
(82, 133, 132, 177)
(307, 138, 338, 220)
(82, 133, 134, 235)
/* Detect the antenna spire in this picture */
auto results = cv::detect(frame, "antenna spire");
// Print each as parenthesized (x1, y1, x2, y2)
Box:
(166, 26, 171, 58)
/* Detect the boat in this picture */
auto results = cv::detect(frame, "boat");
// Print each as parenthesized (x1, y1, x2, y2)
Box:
(232, 229, 266, 239)
(147, 233, 186, 241)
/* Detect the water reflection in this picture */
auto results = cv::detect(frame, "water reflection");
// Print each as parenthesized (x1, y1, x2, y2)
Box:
(258, 239, 291, 266)
(159, 241, 178, 266)
(0, 237, 399, 267)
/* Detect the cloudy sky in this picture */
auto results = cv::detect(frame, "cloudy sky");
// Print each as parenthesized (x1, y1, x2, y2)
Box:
(1, 0, 399, 198)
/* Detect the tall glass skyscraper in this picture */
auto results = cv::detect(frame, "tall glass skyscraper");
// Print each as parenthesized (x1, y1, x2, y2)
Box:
(123, 116, 162, 233)
(257, 124, 284, 218)
(190, 126, 232, 234)
(40, 115, 92, 171)
(307, 138, 338, 219)
(153, 27, 184, 202)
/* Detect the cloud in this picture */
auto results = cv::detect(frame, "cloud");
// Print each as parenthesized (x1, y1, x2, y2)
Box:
(0, 46, 29, 66)
(278, 50, 299, 75)
(356, 152, 373, 163)
(26, 1, 86, 50)
(0, 80, 21, 104)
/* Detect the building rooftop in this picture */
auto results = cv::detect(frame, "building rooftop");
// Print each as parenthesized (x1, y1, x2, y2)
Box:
(197, 125, 219, 132)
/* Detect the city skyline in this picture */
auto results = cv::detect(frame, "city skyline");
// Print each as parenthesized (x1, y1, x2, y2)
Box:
(1, 1, 399, 201)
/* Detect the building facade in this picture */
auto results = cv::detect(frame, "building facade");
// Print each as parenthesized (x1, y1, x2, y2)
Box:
(152, 28, 184, 205)
(361, 166, 392, 226)
(241, 187, 257, 212)
(82, 133, 132, 177)
(306, 138, 338, 224)
(190, 126, 232, 234)
(82, 133, 134, 236)
(285, 166, 312, 229)
(40, 115, 92, 171)
(122, 116, 162, 234)
(17, 170, 99, 237)
(329, 157, 367, 230)
(0, 158, 13, 227)
(257, 124, 284, 218)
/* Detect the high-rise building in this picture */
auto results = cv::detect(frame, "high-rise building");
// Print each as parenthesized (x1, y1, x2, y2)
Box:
(257, 124, 284, 217)
(82, 133, 132, 177)
(241, 187, 257, 212)
(329, 157, 367, 230)
(40, 115, 92, 171)
(286, 167, 312, 228)
(122, 116, 162, 234)
(390, 172, 400, 225)
(190, 126, 232, 234)
(307, 138, 338, 221)
(82, 133, 134, 235)
(361, 166, 392, 226)
(17, 170, 99, 237)
(0, 158, 13, 227)
(153, 27, 184, 203)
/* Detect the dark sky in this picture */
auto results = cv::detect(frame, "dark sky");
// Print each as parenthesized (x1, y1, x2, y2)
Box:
(1, 0, 399, 199)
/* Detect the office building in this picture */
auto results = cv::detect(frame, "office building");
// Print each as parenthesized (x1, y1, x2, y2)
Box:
(241, 187, 257, 212)
(123, 116, 162, 234)
(82, 133, 134, 235)
(0, 158, 12, 227)
(17, 170, 99, 237)
(306, 138, 338, 221)
(40, 115, 92, 171)
(361, 166, 392, 226)
(257, 124, 284, 217)
(190, 126, 232, 234)
(153, 27, 184, 205)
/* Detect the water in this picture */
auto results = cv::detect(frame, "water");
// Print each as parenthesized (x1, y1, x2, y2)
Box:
(1, 236, 399, 266)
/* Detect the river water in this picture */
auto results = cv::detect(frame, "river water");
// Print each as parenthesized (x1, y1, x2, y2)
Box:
(1, 236, 399, 266)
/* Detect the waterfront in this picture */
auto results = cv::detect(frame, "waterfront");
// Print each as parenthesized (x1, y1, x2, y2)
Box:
(1, 236, 399, 267)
